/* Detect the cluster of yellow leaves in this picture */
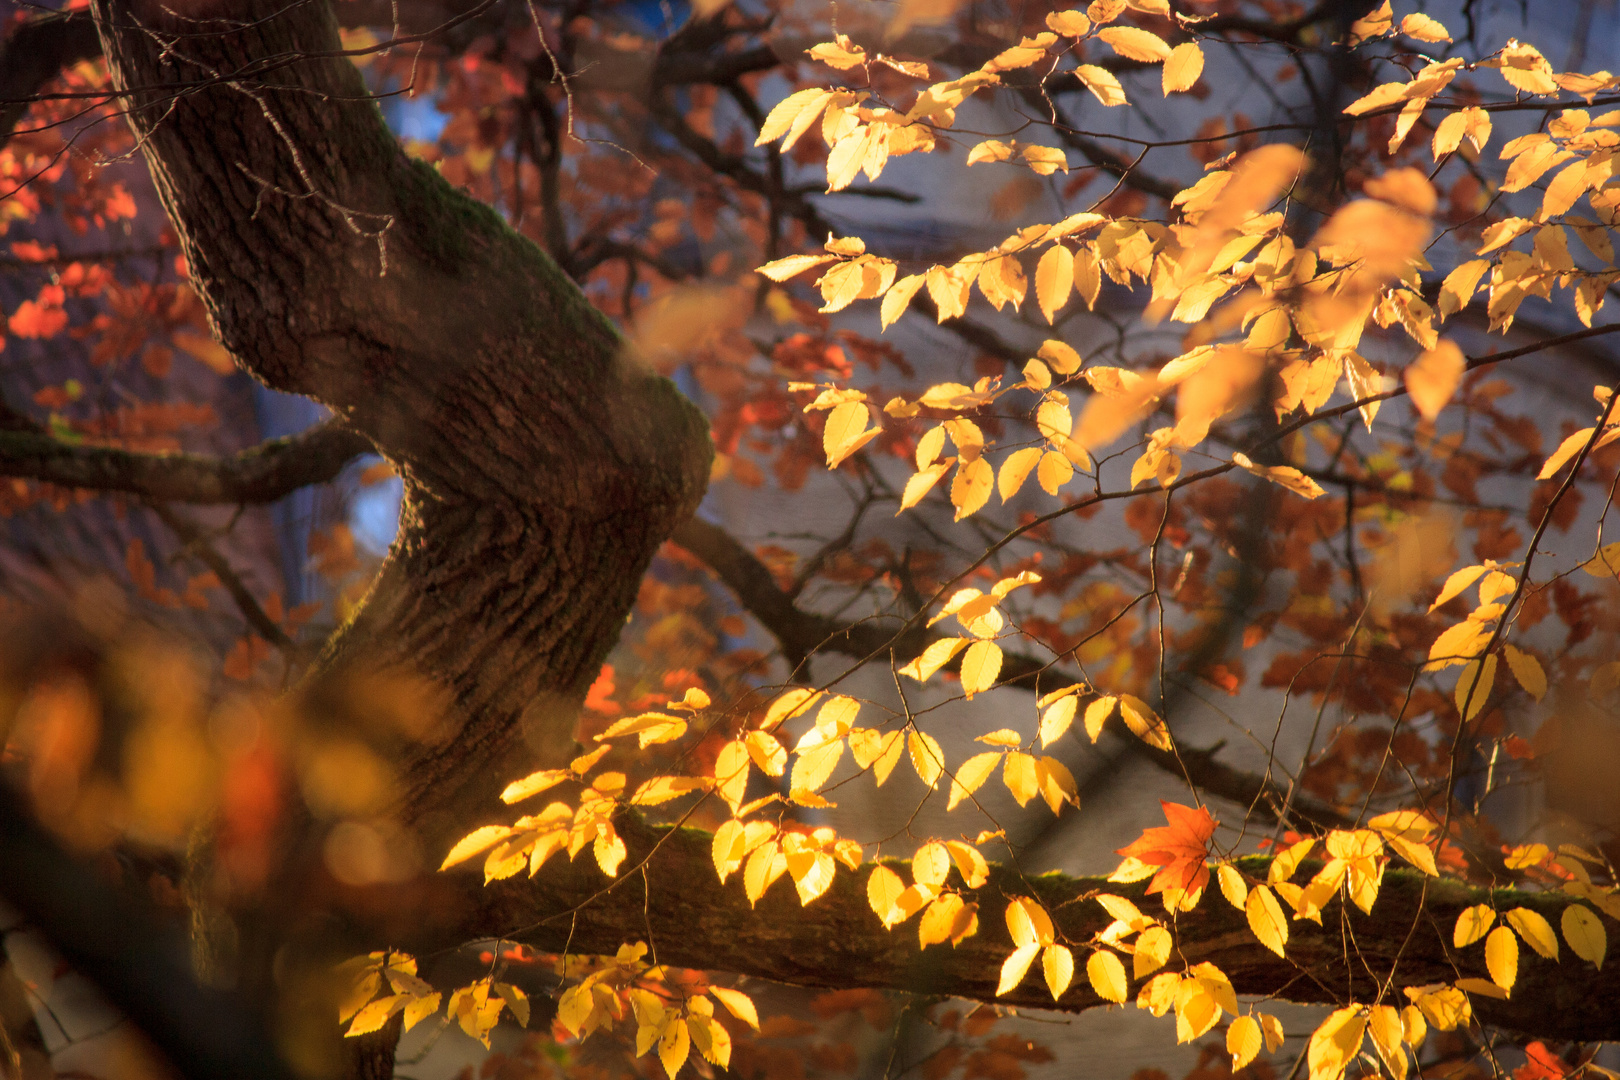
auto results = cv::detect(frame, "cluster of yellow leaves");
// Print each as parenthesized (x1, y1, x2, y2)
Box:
(1039, 685, 1172, 752)
(1423, 560, 1551, 718)
(442, 692, 718, 883)
(1538, 388, 1620, 479)
(1452, 845, 1616, 996)
(555, 943, 759, 1079)
(1233, 815, 1439, 935)
(866, 839, 988, 947)
(339, 952, 532, 1049)
(903, 571, 1040, 696)
(1305, 1000, 1435, 1080)
(757, 8, 1209, 197)
(339, 951, 444, 1039)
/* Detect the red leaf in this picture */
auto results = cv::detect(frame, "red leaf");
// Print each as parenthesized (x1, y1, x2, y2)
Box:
(1116, 801, 1218, 896)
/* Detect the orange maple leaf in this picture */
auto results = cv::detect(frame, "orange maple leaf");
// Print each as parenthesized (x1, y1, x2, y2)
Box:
(1116, 801, 1217, 896)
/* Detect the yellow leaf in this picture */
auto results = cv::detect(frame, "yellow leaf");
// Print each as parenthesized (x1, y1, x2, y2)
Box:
(998, 447, 1043, 502)
(1502, 645, 1546, 701)
(1563, 904, 1607, 967)
(997, 943, 1041, 995)
(918, 893, 969, 947)
(1438, 259, 1489, 318)
(1043, 944, 1075, 999)
(1426, 619, 1493, 671)
(1175, 980, 1221, 1043)
(1505, 907, 1559, 960)
(714, 742, 750, 812)
(1086, 949, 1128, 1003)
(1039, 339, 1084, 374)
(1454, 654, 1497, 722)
(868, 864, 908, 927)
(1040, 694, 1078, 747)
(761, 688, 821, 731)
(1074, 65, 1127, 107)
(1405, 984, 1470, 1031)
(899, 637, 970, 682)
(500, 768, 570, 804)
(1007, 895, 1054, 946)
(596, 711, 688, 748)
(658, 1017, 691, 1079)
(1307, 1007, 1367, 1080)
(1246, 884, 1289, 958)
(960, 639, 1003, 698)
(1217, 864, 1248, 909)
(1036, 246, 1074, 323)
(1162, 42, 1203, 94)
(1075, 696, 1117, 744)
(1002, 751, 1039, 806)
(1119, 694, 1172, 750)
(441, 826, 510, 871)
(1399, 12, 1449, 41)
(1134, 925, 1171, 978)
(1404, 340, 1465, 421)
(824, 400, 879, 468)
(786, 847, 836, 905)
(1455, 904, 1496, 947)
(1098, 25, 1169, 62)
(1036, 450, 1074, 494)
(951, 457, 993, 520)
(909, 729, 946, 787)
(595, 827, 627, 877)
(1367, 1004, 1407, 1080)
(900, 459, 955, 512)
(1230, 452, 1326, 500)
(1046, 9, 1091, 35)
(948, 751, 1002, 810)
(1035, 755, 1077, 814)
(791, 739, 845, 793)
(633, 775, 712, 806)
(757, 88, 834, 148)
(1484, 924, 1518, 992)
(1429, 564, 1488, 612)
(881, 273, 928, 329)
(1541, 425, 1608, 479)
(756, 252, 837, 281)
(1228, 1015, 1263, 1071)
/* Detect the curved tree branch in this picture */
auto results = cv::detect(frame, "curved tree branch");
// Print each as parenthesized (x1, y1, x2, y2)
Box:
(0, 420, 372, 504)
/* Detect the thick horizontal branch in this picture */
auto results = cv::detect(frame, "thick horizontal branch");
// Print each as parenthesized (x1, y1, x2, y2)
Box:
(431, 815, 1620, 1042)
(0, 421, 373, 504)
(670, 517, 1352, 831)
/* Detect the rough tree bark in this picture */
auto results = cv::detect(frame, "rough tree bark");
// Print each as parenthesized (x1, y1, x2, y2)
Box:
(91, 0, 712, 836)
(0, 2, 1610, 1077)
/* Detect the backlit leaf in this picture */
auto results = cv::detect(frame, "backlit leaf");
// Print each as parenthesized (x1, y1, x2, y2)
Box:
(960, 639, 1003, 698)
(909, 729, 946, 787)
(1228, 1015, 1262, 1071)
(1246, 884, 1289, 957)
(1503, 645, 1547, 701)
(948, 751, 1001, 810)
(1098, 26, 1170, 62)
(1485, 924, 1518, 992)
(1404, 340, 1465, 421)
(1162, 42, 1204, 94)
(1455, 905, 1496, 947)
(1505, 907, 1559, 960)
(1043, 944, 1075, 999)
(1036, 246, 1074, 323)
(1087, 949, 1129, 1003)
(1563, 904, 1607, 967)
(998, 447, 1043, 502)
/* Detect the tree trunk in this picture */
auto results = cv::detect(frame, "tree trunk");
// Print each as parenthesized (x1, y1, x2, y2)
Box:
(91, 0, 712, 837)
